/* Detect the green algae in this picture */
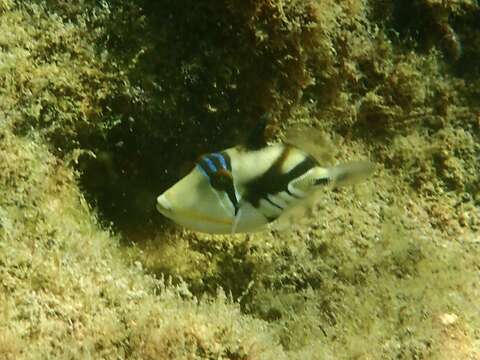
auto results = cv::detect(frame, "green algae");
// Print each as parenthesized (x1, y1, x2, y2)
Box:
(1, 0, 479, 358)
(0, 128, 286, 359)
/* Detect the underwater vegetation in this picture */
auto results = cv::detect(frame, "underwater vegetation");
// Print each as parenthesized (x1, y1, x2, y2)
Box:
(0, 0, 479, 358)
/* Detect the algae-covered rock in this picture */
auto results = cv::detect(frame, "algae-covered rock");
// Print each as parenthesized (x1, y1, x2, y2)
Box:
(0, 125, 286, 359)
(1, 0, 479, 358)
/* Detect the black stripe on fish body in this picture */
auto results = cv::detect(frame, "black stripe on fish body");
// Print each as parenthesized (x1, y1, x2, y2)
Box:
(314, 177, 330, 186)
(244, 145, 318, 209)
(257, 199, 283, 223)
(286, 188, 301, 199)
(265, 215, 278, 223)
(265, 196, 284, 210)
(277, 191, 299, 205)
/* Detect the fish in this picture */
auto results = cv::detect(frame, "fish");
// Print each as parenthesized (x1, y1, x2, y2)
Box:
(156, 122, 374, 234)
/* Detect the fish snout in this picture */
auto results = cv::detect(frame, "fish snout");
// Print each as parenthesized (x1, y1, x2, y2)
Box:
(156, 194, 173, 216)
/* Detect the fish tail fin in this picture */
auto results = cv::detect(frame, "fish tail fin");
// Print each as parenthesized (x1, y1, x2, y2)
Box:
(324, 161, 375, 187)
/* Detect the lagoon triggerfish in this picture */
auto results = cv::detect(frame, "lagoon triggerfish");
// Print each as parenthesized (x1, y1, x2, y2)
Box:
(157, 122, 373, 234)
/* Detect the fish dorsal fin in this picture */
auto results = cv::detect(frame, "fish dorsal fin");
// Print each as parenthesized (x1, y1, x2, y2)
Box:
(285, 127, 335, 164)
(245, 118, 267, 150)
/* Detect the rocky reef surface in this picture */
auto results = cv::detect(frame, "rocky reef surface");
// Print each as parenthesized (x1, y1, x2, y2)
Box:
(0, 0, 479, 358)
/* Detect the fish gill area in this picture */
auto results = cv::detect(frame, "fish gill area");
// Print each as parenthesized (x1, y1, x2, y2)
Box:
(0, 0, 479, 358)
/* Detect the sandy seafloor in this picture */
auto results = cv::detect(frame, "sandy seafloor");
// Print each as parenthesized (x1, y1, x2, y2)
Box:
(0, 0, 479, 358)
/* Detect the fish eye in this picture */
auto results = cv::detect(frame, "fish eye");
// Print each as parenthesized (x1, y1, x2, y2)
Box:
(210, 169, 232, 191)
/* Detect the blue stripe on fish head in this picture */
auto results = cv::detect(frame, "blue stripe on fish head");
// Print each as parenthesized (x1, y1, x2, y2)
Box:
(197, 155, 219, 179)
(204, 157, 217, 172)
(197, 163, 209, 178)
(211, 153, 229, 170)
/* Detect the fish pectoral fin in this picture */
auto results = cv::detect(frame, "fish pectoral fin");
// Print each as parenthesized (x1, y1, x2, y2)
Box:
(329, 161, 375, 186)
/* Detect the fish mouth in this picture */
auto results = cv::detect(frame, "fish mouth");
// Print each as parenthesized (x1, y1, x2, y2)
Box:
(156, 194, 173, 216)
